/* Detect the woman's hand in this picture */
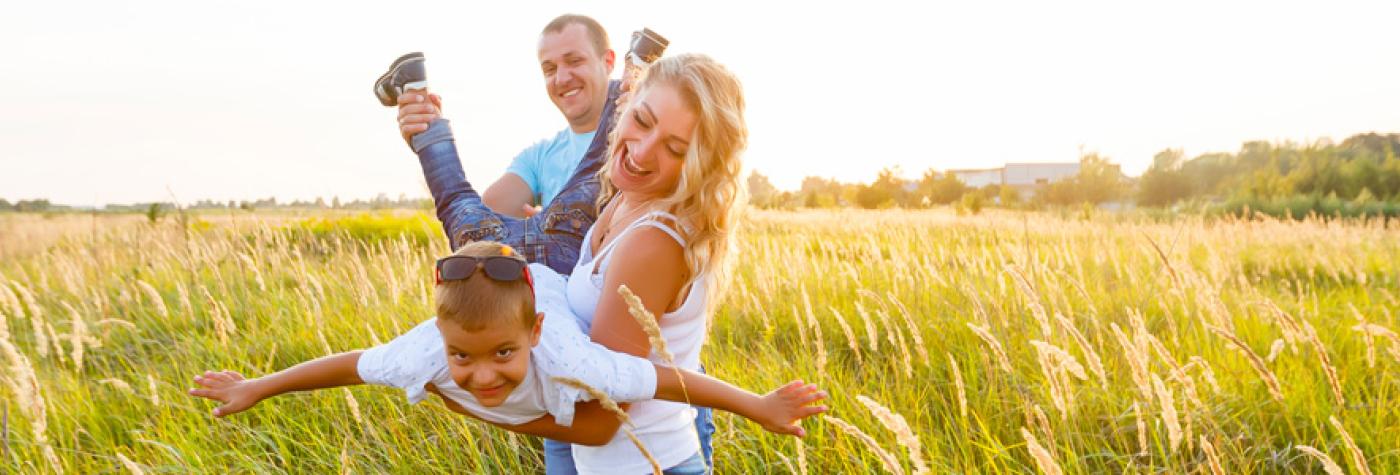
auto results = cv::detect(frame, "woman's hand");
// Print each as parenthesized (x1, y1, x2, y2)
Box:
(189, 370, 265, 417)
(753, 380, 829, 437)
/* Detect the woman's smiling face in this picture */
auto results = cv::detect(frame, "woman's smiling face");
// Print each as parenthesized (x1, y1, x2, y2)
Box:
(608, 83, 697, 200)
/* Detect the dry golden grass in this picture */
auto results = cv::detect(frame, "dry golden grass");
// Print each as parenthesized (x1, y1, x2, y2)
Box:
(2, 209, 1398, 473)
(1329, 416, 1373, 475)
(857, 395, 928, 475)
(1295, 445, 1345, 475)
(1020, 427, 1062, 475)
(1207, 326, 1286, 403)
(824, 415, 905, 475)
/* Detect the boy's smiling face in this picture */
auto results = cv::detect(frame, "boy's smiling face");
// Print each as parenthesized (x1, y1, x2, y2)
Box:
(436, 313, 544, 407)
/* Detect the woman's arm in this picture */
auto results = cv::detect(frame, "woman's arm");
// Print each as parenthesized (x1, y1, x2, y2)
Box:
(188, 351, 365, 417)
(575, 226, 692, 440)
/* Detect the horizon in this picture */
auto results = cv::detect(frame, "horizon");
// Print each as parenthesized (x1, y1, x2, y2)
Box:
(8, 131, 1397, 209)
(4, 0, 1399, 206)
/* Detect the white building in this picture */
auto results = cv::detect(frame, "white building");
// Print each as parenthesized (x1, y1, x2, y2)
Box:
(945, 162, 1081, 202)
(948, 163, 1080, 188)
(949, 168, 1004, 188)
(1002, 162, 1080, 187)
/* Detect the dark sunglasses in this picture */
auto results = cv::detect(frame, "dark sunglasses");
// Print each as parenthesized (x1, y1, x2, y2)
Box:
(434, 255, 534, 292)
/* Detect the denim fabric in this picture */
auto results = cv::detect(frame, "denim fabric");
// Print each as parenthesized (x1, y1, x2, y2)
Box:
(544, 436, 710, 475)
(694, 404, 715, 467)
(542, 438, 577, 475)
(662, 452, 710, 475)
(411, 81, 620, 275)
(543, 366, 715, 474)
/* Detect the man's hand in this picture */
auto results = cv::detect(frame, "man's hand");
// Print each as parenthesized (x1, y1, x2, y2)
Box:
(753, 380, 829, 437)
(615, 67, 642, 112)
(189, 370, 265, 417)
(397, 91, 443, 144)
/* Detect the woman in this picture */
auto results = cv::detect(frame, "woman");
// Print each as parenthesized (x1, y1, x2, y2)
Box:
(454, 53, 748, 475)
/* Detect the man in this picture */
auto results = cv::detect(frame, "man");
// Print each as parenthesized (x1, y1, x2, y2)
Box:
(388, 14, 716, 472)
(395, 14, 619, 275)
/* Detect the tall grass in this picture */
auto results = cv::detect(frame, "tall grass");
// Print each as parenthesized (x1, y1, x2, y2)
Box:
(0, 208, 1396, 473)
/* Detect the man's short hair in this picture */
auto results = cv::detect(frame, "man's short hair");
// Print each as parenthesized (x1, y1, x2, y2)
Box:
(542, 14, 610, 58)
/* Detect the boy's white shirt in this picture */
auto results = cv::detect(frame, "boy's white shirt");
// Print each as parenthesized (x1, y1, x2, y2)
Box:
(356, 264, 657, 426)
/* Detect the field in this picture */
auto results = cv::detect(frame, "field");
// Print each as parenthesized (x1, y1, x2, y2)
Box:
(1, 209, 1397, 473)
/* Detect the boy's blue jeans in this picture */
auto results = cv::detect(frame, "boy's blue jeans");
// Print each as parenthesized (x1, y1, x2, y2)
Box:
(411, 118, 602, 275)
(411, 80, 620, 274)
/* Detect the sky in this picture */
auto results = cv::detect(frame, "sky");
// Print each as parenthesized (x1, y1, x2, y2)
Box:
(3, 0, 1399, 206)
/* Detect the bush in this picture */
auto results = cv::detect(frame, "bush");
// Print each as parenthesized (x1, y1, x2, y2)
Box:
(957, 193, 984, 215)
(290, 212, 439, 248)
(1213, 194, 1400, 220)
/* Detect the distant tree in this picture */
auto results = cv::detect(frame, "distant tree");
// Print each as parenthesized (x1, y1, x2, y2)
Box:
(959, 191, 985, 214)
(800, 177, 842, 208)
(747, 172, 779, 208)
(146, 203, 165, 223)
(918, 170, 967, 205)
(857, 167, 909, 209)
(1076, 152, 1126, 204)
(15, 199, 51, 212)
(855, 184, 892, 209)
(1138, 148, 1192, 207)
(998, 185, 1020, 207)
(0, 199, 11, 211)
(371, 193, 391, 210)
(332, 196, 342, 209)
(1036, 180, 1079, 206)
(868, 166, 912, 207)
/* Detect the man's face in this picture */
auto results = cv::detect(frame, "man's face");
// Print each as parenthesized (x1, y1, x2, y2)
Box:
(539, 23, 615, 132)
(436, 314, 543, 407)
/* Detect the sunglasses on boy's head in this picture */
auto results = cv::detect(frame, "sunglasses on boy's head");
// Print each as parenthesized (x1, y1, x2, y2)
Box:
(435, 255, 534, 292)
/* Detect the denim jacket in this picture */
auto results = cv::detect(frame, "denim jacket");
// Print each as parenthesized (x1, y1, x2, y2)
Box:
(411, 81, 620, 275)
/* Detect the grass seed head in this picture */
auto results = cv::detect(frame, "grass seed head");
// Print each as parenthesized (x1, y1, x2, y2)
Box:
(135, 280, 169, 318)
(1020, 427, 1063, 475)
(856, 395, 927, 475)
(1328, 416, 1372, 475)
(1294, 445, 1344, 475)
(824, 415, 905, 475)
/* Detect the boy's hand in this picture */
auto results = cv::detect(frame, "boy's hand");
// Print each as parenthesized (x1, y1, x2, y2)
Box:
(755, 380, 828, 437)
(189, 370, 264, 417)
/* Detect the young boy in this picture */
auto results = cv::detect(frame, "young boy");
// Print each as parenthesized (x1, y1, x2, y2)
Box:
(188, 241, 827, 444)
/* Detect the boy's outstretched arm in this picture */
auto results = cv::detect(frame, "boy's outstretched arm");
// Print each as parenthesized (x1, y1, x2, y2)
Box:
(426, 368, 828, 446)
(653, 368, 828, 437)
(188, 351, 365, 417)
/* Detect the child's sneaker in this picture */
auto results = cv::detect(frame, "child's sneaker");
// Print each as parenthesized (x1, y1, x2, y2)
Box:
(373, 52, 428, 107)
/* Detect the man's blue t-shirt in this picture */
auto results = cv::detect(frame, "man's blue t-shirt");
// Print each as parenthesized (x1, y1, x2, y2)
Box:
(506, 128, 597, 206)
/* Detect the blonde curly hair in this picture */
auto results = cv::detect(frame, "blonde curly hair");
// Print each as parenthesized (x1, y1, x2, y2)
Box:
(596, 53, 748, 309)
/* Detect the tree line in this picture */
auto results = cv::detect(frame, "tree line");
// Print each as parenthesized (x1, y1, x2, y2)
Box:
(8, 132, 1397, 220)
(747, 132, 1400, 219)
(0, 194, 433, 215)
